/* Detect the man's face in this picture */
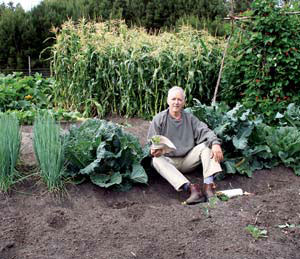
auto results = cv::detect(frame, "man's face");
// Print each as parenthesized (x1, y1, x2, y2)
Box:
(167, 90, 185, 114)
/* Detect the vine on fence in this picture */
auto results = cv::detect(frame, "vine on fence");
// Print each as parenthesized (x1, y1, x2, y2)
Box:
(221, 0, 300, 124)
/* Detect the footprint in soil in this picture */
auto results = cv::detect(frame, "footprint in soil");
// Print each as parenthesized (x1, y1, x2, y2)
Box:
(108, 201, 136, 209)
(125, 205, 146, 222)
(46, 210, 68, 229)
(107, 201, 146, 222)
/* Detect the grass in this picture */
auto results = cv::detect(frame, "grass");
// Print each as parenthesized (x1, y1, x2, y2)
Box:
(0, 113, 21, 192)
(33, 112, 65, 192)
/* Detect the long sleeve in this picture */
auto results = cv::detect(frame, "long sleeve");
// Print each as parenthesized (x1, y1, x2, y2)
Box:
(147, 110, 168, 140)
(191, 115, 221, 147)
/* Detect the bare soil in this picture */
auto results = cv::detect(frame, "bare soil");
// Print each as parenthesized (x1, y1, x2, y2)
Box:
(1, 117, 300, 259)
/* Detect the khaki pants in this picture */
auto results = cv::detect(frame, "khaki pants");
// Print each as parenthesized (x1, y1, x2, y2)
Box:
(152, 143, 222, 191)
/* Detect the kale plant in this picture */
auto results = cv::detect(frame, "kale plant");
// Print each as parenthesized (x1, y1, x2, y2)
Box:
(188, 101, 300, 177)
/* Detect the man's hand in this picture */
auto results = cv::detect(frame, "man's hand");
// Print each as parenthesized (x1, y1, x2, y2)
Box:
(150, 148, 163, 157)
(211, 144, 223, 163)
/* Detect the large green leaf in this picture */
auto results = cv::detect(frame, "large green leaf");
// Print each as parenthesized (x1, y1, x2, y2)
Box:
(90, 172, 122, 188)
(233, 136, 248, 150)
(130, 163, 148, 184)
(233, 126, 253, 149)
(223, 161, 236, 174)
(79, 158, 101, 175)
(191, 101, 300, 177)
(292, 165, 300, 176)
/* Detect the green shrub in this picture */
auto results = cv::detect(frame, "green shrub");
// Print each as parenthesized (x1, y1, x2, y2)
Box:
(33, 112, 65, 191)
(0, 113, 21, 192)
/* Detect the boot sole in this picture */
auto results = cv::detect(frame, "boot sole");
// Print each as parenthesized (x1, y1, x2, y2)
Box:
(185, 197, 206, 205)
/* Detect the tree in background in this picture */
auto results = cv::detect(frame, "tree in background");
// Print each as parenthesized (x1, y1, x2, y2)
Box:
(0, 4, 34, 69)
(234, 0, 254, 13)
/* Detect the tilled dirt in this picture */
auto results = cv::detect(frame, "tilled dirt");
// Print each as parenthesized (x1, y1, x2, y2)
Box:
(1, 117, 300, 259)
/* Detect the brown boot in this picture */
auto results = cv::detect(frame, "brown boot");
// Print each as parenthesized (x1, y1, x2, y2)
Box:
(203, 183, 217, 201)
(185, 184, 205, 205)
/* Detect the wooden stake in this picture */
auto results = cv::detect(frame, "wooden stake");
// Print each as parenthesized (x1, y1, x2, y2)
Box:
(211, 0, 235, 105)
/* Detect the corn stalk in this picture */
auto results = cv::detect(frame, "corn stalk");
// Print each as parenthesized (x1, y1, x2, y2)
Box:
(51, 20, 223, 119)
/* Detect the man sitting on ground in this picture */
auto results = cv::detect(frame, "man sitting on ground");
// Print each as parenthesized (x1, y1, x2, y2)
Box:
(147, 86, 224, 204)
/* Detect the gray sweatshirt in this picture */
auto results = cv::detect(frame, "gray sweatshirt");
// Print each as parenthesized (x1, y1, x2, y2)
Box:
(147, 109, 221, 157)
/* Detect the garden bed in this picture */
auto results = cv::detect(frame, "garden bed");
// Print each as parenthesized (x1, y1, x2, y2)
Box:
(1, 117, 299, 259)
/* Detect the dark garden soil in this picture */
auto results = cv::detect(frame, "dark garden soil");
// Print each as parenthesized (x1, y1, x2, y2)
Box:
(1, 116, 300, 259)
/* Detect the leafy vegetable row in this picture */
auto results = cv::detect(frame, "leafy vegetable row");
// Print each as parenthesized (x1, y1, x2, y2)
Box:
(188, 102, 300, 176)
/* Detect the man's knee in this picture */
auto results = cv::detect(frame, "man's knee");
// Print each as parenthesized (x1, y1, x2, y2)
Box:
(152, 156, 169, 168)
(194, 143, 211, 152)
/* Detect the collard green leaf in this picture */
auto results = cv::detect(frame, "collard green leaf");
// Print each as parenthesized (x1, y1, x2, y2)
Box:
(233, 136, 248, 150)
(191, 101, 300, 177)
(79, 158, 101, 175)
(292, 165, 300, 176)
(224, 161, 236, 174)
(90, 172, 122, 188)
(236, 160, 253, 177)
(130, 163, 148, 184)
(244, 145, 272, 159)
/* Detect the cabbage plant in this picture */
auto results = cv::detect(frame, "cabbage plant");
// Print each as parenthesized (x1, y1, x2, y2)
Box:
(64, 119, 148, 190)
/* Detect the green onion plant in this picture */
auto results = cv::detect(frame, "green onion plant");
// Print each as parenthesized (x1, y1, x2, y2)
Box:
(33, 112, 65, 191)
(0, 113, 21, 192)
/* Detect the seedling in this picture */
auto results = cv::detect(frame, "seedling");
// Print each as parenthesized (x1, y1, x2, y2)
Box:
(151, 136, 161, 144)
(217, 193, 229, 201)
(245, 225, 268, 240)
(202, 196, 220, 218)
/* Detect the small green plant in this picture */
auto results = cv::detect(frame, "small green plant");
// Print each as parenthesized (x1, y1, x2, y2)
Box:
(202, 196, 220, 217)
(33, 112, 65, 191)
(151, 136, 161, 144)
(0, 113, 21, 192)
(217, 193, 229, 201)
(245, 225, 268, 240)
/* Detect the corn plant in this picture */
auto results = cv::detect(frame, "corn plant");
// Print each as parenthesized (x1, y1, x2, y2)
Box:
(33, 113, 65, 191)
(51, 20, 223, 119)
(0, 113, 21, 192)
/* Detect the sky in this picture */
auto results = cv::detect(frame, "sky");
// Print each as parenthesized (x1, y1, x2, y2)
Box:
(1, 0, 42, 11)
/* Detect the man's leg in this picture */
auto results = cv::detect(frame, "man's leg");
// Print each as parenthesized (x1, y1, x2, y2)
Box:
(179, 143, 222, 178)
(152, 155, 206, 204)
(152, 156, 189, 191)
(180, 143, 222, 200)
